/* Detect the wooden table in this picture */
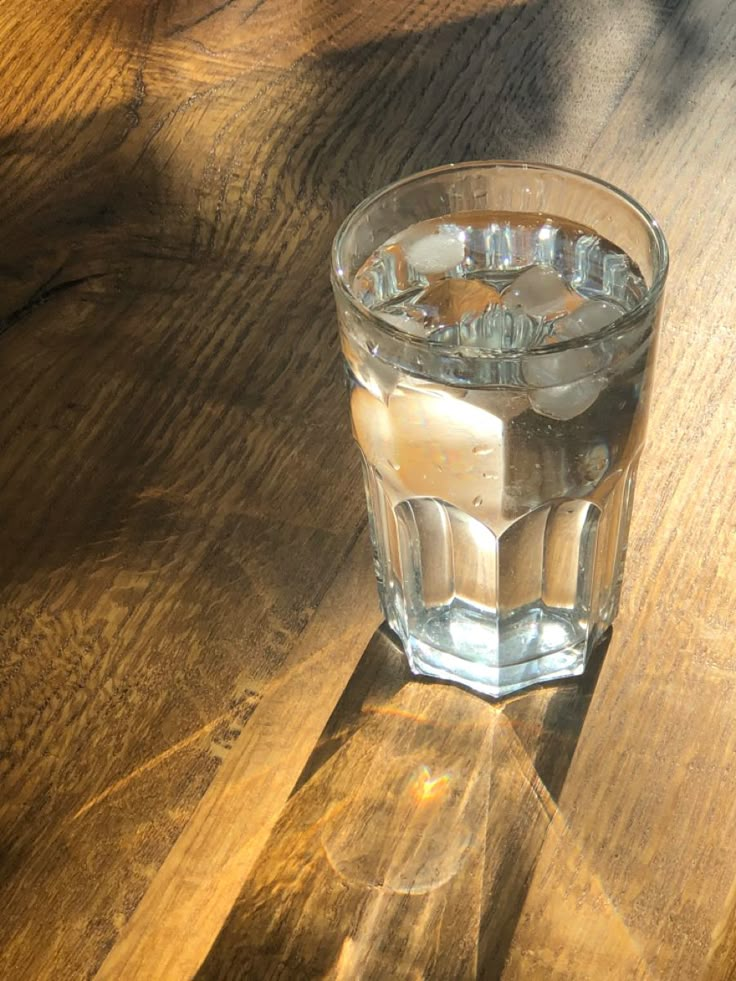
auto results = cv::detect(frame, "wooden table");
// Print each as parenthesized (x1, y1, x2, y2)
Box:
(1, 0, 735, 977)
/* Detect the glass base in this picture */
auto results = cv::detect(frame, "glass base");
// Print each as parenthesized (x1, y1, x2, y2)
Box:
(406, 637, 587, 699)
(384, 594, 593, 698)
(396, 603, 590, 698)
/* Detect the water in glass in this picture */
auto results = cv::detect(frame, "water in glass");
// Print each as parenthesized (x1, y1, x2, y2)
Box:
(341, 209, 654, 697)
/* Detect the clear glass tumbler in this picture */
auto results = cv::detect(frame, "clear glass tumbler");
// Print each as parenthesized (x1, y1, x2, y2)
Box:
(332, 162, 667, 697)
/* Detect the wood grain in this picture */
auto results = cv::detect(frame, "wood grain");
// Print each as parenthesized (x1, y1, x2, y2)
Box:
(0, 0, 733, 978)
(194, 632, 610, 980)
(504, 2, 736, 977)
(97, 529, 379, 980)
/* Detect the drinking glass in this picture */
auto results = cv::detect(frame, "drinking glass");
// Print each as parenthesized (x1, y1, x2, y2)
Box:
(332, 162, 667, 697)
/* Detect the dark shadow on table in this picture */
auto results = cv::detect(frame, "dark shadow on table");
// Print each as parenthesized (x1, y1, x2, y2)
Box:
(0, 0, 714, 976)
(477, 628, 611, 977)
(195, 625, 611, 979)
(0, 0, 706, 598)
(0, 0, 715, 592)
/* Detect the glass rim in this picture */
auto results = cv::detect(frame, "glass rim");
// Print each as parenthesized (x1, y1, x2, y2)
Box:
(331, 160, 669, 359)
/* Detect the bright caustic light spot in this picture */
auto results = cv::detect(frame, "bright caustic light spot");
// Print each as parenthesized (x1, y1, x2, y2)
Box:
(409, 766, 451, 804)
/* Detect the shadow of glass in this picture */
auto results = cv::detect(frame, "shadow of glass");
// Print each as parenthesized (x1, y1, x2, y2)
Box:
(502, 627, 611, 802)
(196, 625, 611, 979)
(477, 629, 611, 978)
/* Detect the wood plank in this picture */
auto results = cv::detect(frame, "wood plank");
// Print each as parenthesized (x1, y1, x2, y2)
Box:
(0, 0, 697, 977)
(194, 632, 609, 980)
(96, 529, 380, 980)
(503, 1, 736, 977)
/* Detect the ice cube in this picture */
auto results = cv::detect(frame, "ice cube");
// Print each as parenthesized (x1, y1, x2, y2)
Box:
(502, 265, 584, 322)
(352, 381, 506, 519)
(525, 298, 623, 396)
(530, 378, 605, 421)
(523, 341, 600, 388)
(390, 385, 505, 517)
(465, 386, 530, 423)
(549, 298, 625, 341)
(377, 306, 429, 338)
(405, 232, 466, 275)
(414, 279, 501, 327)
